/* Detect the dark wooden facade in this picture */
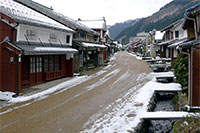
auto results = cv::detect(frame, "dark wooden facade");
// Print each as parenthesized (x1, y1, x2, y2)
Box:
(21, 55, 74, 89)
(1, 43, 74, 93)
(191, 46, 200, 106)
(1, 19, 74, 94)
(0, 14, 17, 42)
(0, 42, 22, 93)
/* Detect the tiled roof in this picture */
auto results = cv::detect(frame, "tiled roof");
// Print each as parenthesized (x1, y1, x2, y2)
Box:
(13, 41, 77, 55)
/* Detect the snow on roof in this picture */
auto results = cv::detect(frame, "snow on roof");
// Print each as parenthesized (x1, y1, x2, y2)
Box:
(79, 20, 107, 30)
(155, 31, 164, 40)
(158, 39, 175, 46)
(82, 42, 107, 48)
(0, 0, 74, 32)
(168, 38, 189, 48)
(13, 41, 78, 55)
(14, 0, 100, 36)
(34, 47, 77, 53)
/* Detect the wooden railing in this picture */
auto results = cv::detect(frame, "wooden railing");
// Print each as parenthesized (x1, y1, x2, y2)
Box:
(45, 70, 62, 81)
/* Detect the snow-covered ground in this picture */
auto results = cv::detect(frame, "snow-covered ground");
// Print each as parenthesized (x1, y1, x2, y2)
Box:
(128, 52, 142, 60)
(81, 72, 184, 132)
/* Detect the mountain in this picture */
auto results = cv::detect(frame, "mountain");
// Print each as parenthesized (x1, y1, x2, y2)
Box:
(114, 0, 200, 44)
(108, 19, 140, 39)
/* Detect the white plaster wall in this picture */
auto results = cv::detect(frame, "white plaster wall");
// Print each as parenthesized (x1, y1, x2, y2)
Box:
(174, 48, 178, 57)
(173, 24, 188, 39)
(17, 24, 73, 46)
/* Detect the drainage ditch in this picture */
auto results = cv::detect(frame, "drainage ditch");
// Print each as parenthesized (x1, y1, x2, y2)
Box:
(135, 92, 178, 133)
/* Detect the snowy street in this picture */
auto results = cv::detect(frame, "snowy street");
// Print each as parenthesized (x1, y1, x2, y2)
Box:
(0, 51, 180, 132)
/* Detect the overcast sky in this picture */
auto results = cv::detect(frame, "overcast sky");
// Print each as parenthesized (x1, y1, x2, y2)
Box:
(33, 0, 173, 25)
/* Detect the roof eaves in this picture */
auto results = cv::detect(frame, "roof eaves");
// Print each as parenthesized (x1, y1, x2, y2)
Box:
(179, 39, 200, 48)
(161, 19, 182, 32)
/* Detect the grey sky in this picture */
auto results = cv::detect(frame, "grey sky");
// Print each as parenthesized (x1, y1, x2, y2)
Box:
(33, 0, 173, 25)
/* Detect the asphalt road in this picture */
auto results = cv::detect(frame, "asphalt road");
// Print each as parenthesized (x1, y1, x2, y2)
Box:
(0, 51, 152, 133)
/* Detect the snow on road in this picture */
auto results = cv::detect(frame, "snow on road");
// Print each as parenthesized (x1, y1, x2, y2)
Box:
(82, 72, 182, 132)
(86, 68, 121, 91)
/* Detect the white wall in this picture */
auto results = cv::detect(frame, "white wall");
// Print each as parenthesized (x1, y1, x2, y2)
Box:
(17, 24, 73, 46)
(173, 24, 188, 39)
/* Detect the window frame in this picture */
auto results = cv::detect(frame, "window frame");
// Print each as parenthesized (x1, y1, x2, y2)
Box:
(26, 29, 37, 40)
(175, 31, 179, 38)
(49, 33, 57, 43)
(66, 35, 71, 44)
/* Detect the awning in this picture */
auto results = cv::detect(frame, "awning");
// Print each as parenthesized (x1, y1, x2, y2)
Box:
(72, 41, 107, 49)
(13, 42, 77, 55)
(168, 38, 189, 48)
(179, 39, 200, 48)
(158, 40, 175, 46)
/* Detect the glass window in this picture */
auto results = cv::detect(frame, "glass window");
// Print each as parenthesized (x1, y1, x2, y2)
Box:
(43, 56, 61, 72)
(30, 57, 36, 73)
(44, 56, 48, 72)
(36, 57, 42, 72)
(66, 35, 70, 44)
(55, 56, 60, 71)
(49, 56, 54, 72)
(175, 31, 179, 38)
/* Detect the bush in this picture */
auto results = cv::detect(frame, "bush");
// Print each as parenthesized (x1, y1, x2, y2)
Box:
(172, 53, 188, 96)
(173, 116, 200, 132)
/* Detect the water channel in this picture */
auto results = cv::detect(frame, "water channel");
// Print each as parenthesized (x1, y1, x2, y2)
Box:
(143, 92, 177, 133)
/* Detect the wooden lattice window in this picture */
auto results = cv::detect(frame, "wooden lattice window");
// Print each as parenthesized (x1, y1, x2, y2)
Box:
(30, 57, 36, 73)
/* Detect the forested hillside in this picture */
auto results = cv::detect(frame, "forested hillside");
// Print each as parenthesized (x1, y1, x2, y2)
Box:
(109, 19, 140, 39)
(113, 0, 200, 44)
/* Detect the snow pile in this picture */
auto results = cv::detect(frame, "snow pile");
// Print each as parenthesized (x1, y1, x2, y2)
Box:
(128, 52, 142, 60)
(8, 76, 88, 103)
(141, 111, 195, 119)
(0, 91, 16, 101)
(151, 71, 174, 78)
(110, 53, 118, 62)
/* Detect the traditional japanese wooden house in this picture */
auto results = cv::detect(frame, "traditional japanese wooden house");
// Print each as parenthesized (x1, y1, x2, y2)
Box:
(0, 0, 77, 94)
(158, 20, 182, 58)
(78, 18, 108, 63)
(180, 3, 200, 107)
(14, 0, 107, 72)
(167, 19, 188, 61)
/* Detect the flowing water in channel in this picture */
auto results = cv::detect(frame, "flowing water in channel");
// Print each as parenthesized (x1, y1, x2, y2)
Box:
(146, 92, 177, 133)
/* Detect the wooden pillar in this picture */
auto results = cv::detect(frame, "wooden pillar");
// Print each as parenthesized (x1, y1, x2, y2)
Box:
(191, 47, 200, 106)
(61, 55, 67, 77)
(18, 56, 22, 94)
(0, 45, 2, 91)
(69, 58, 74, 77)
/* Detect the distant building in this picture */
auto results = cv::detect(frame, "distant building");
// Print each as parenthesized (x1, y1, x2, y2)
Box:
(77, 18, 109, 65)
